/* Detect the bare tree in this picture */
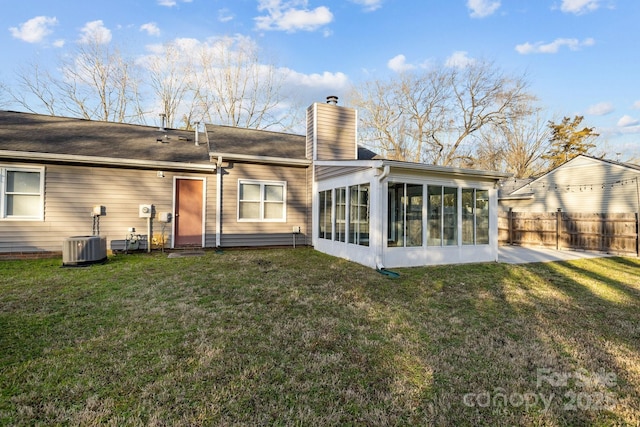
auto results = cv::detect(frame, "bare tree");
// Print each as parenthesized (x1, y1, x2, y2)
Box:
(350, 71, 451, 162)
(350, 59, 536, 167)
(11, 62, 58, 115)
(11, 35, 143, 123)
(0, 81, 6, 109)
(474, 109, 552, 177)
(193, 36, 290, 130)
(143, 41, 196, 129)
(57, 35, 143, 122)
(10, 33, 296, 130)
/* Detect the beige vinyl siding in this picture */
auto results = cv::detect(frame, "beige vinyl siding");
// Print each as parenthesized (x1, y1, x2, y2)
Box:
(506, 157, 640, 213)
(0, 163, 216, 253)
(220, 163, 311, 247)
(306, 105, 315, 160)
(306, 102, 357, 161)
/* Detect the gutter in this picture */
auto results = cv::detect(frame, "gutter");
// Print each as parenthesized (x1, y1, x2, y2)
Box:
(209, 152, 311, 167)
(0, 150, 217, 173)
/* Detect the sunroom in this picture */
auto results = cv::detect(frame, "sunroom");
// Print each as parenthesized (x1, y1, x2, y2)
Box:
(312, 160, 509, 269)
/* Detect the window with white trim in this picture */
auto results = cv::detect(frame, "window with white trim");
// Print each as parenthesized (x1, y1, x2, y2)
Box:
(318, 185, 368, 246)
(1, 166, 45, 220)
(462, 188, 490, 245)
(427, 185, 457, 246)
(238, 180, 286, 222)
(388, 182, 423, 247)
(349, 184, 370, 246)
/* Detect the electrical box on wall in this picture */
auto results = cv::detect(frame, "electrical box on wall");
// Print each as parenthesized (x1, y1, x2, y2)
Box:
(139, 204, 153, 218)
(92, 205, 106, 217)
(158, 212, 172, 223)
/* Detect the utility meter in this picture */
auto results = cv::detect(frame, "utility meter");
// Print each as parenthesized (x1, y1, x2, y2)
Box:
(139, 204, 153, 218)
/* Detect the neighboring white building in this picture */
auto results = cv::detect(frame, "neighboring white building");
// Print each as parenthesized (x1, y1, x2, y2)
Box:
(499, 155, 640, 214)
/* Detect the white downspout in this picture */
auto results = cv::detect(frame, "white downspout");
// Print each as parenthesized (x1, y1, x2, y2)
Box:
(216, 156, 222, 248)
(375, 165, 391, 269)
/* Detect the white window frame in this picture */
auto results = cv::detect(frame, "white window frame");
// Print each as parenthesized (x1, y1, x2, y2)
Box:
(237, 179, 287, 222)
(0, 166, 45, 221)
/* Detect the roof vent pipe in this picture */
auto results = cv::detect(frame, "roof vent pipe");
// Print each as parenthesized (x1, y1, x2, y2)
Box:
(326, 95, 338, 105)
(158, 113, 166, 131)
(194, 121, 200, 146)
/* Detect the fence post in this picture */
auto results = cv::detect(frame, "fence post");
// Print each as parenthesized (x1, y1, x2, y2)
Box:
(601, 213, 607, 253)
(636, 212, 639, 257)
(508, 207, 513, 245)
(556, 208, 562, 250)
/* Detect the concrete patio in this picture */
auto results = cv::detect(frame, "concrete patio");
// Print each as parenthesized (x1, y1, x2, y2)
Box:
(498, 245, 618, 264)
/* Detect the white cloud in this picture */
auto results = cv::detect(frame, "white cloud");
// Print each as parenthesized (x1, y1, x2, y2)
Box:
(283, 68, 351, 112)
(617, 115, 639, 127)
(218, 8, 234, 23)
(173, 37, 201, 52)
(515, 37, 595, 54)
(632, 100, 640, 110)
(9, 16, 58, 43)
(350, 0, 383, 12)
(445, 51, 476, 68)
(467, 0, 501, 18)
(387, 54, 414, 72)
(53, 39, 65, 48)
(255, 0, 333, 32)
(157, 0, 192, 6)
(386, 54, 433, 72)
(144, 37, 201, 57)
(618, 125, 640, 136)
(284, 69, 349, 89)
(586, 101, 614, 116)
(140, 22, 161, 36)
(78, 20, 112, 44)
(560, 0, 601, 14)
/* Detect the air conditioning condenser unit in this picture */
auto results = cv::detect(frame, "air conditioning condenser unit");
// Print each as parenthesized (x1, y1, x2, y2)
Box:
(63, 236, 107, 266)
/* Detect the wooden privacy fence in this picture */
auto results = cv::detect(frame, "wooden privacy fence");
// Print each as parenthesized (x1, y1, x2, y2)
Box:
(498, 210, 640, 256)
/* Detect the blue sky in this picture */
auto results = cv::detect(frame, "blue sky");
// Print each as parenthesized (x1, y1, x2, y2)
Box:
(2, 0, 639, 159)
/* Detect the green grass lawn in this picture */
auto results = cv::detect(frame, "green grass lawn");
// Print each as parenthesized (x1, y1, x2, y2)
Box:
(1, 248, 639, 426)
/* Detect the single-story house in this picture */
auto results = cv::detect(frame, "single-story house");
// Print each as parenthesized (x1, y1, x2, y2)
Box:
(0, 98, 509, 268)
(499, 155, 640, 214)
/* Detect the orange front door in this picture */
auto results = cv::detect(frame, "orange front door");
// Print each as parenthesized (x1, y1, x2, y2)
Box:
(175, 178, 204, 246)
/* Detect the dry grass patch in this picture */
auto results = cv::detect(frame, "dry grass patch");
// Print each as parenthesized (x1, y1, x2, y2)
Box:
(1, 249, 639, 425)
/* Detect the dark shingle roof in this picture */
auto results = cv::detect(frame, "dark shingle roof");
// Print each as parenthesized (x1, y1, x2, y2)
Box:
(205, 124, 306, 159)
(0, 110, 210, 164)
(2, 110, 381, 165)
(358, 146, 381, 160)
(205, 123, 382, 161)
